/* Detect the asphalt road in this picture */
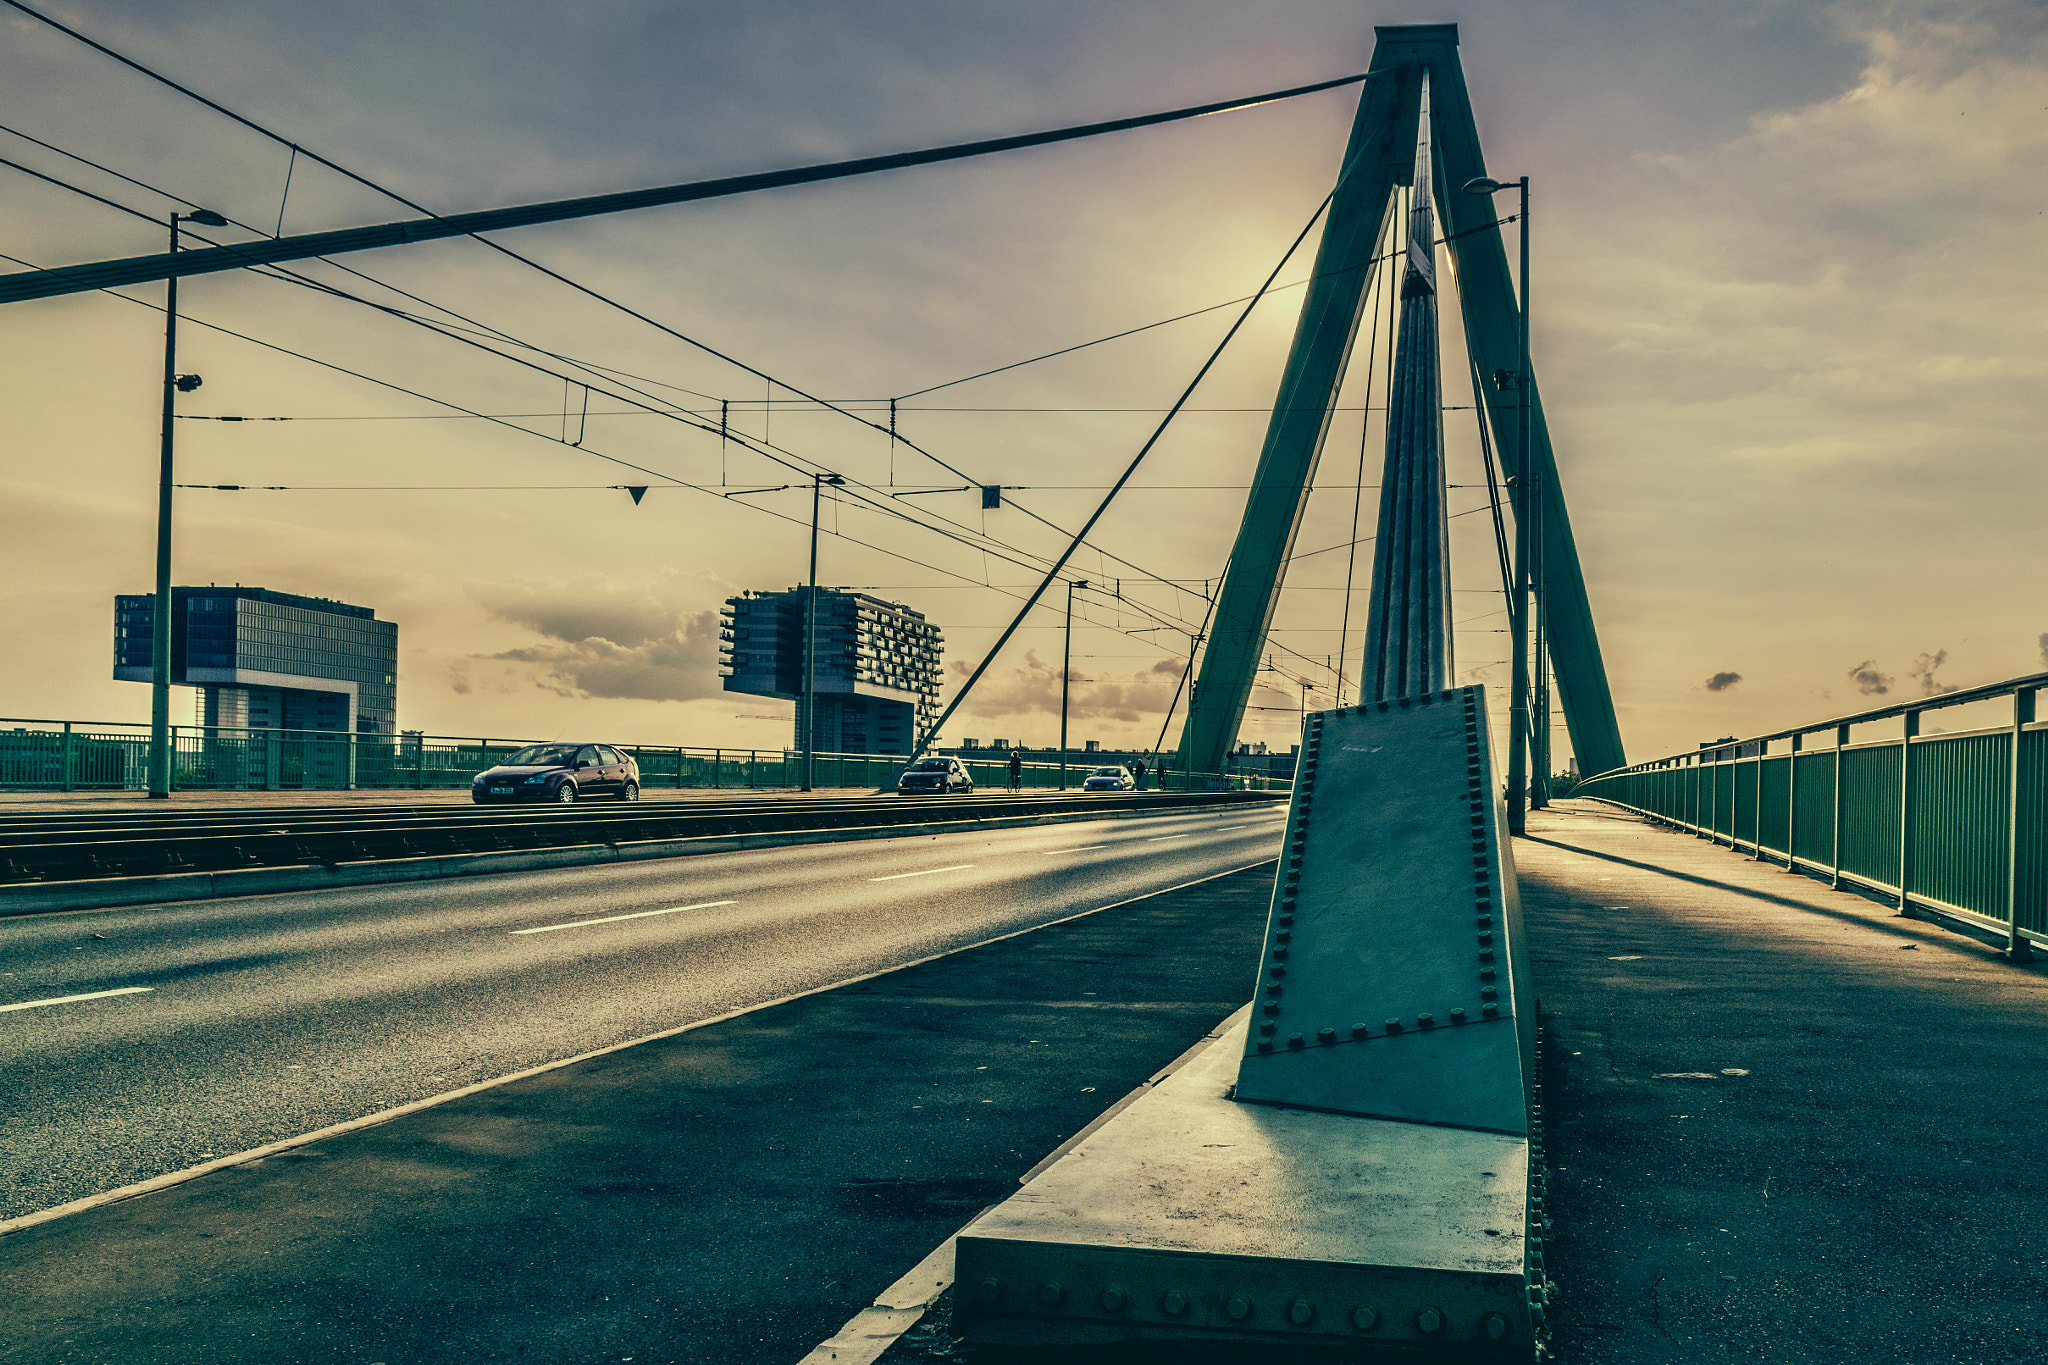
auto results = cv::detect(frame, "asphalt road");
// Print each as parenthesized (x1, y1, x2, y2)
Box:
(0, 803, 1287, 1224)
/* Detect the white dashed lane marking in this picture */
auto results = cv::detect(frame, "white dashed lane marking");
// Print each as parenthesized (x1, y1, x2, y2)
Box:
(868, 865, 975, 882)
(0, 986, 155, 1014)
(513, 900, 737, 935)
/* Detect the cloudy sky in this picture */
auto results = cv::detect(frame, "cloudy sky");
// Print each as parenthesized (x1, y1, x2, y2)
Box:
(1, 0, 2042, 765)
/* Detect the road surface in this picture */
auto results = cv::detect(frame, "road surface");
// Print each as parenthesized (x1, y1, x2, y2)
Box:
(0, 802, 1287, 1222)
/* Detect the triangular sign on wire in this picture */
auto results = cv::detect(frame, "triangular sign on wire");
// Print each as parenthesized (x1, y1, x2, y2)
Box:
(624, 486, 648, 505)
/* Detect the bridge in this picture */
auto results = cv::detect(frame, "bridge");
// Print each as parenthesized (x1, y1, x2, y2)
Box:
(2, 14, 2043, 1365)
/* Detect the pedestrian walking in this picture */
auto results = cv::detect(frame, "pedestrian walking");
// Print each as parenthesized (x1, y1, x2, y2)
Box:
(1130, 757, 1148, 791)
(1007, 748, 1023, 792)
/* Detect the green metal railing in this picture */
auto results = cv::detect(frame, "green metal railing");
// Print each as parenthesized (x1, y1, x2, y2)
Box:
(1573, 671, 2045, 959)
(0, 719, 1291, 796)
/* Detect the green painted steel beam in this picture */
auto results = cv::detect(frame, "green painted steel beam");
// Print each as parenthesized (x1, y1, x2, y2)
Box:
(1179, 23, 1627, 779)
(0, 72, 1368, 308)
(1176, 32, 1430, 776)
(1426, 48, 1627, 777)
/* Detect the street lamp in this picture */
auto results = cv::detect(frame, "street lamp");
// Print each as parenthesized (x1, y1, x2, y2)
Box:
(146, 207, 229, 800)
(1464, 173, 1534, 830)
(1059, 579, 1089, 790)
(800, 471, 847, 793)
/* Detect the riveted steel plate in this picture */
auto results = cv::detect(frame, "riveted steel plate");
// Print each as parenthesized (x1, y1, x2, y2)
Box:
(1234, 686, 1531, 1133)
(956, 1010, 1532, 1353)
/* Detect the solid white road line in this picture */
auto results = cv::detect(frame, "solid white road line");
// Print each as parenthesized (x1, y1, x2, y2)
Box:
(1, 857, 1277, 1239)
(1147, 833, 1193, 841)
(513, 899, 736, 935)
(1041, 845, 1109, 856)
(0, 986, 154, 1014)
(868, 864, 974, 882)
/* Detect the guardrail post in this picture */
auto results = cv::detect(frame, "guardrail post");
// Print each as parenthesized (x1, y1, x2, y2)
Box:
(60, 722, 73, 792)
(1831, 724, 1848, 887)
(1786, 732, 1801, 868)
(346, 731, 358, 790)
(1708, 751, 1719, 845)
(2007, 689, 2035, 961)
(415, 739, 426, 789)
(1750, 745, 1763, 860)
(1896, 711, 1919, 916)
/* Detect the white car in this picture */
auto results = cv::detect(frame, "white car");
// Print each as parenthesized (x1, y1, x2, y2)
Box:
(1082, 765, 1135, 792)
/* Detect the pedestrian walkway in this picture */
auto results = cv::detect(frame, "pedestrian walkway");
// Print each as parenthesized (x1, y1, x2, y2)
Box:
(1525, 800, 2047, 1364)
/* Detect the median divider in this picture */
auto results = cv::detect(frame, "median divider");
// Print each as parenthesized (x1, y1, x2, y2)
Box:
(0, 797, 1282, 916)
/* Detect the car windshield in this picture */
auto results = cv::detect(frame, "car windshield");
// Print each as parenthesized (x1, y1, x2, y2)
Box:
(503, 744, 579, 767)
(911, 759, 951, 772)
(1092, 767, 1124, 777)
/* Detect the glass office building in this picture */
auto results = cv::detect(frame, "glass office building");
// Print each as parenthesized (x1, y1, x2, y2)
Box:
(720, 588, 942, 755)
(114, 587, 398, 736)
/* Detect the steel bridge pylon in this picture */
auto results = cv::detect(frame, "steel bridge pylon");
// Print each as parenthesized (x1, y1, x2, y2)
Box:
(1176, 22, 1625, 781)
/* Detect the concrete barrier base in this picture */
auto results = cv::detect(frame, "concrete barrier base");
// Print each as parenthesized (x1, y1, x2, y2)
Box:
(955, 1010, 1541, 1360)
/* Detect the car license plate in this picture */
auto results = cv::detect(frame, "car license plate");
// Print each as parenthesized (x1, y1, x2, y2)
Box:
(489, 785, 513, 794)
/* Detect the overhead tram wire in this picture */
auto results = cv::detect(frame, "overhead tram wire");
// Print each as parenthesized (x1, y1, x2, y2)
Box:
(0, 0, 1367, 614)
(0, 5, 1410, 626)
(1, 113, 1213, 633)
(0, 157, 1223, 645)
(0, 238, 1220, 667)
(0, 246, 1209, 676)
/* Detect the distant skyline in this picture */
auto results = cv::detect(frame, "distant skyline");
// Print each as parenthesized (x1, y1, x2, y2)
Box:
(2, 0, 2043, 764)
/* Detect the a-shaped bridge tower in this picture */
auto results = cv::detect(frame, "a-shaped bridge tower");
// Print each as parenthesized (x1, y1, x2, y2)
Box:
(1177, 22, 1624, 786)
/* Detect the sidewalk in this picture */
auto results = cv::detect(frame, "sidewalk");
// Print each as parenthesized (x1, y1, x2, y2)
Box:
(1524, 800, 2047, 1364)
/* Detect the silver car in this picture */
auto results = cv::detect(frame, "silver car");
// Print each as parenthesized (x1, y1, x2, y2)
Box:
(1082, 765, 1135, 792)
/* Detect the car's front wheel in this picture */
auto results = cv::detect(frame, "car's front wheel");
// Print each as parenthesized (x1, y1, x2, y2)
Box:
(556, 782, 578, 804)
(620, 781, 639, 803)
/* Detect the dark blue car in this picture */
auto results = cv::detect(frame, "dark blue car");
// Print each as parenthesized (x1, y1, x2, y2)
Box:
(472, 743, 640, 804)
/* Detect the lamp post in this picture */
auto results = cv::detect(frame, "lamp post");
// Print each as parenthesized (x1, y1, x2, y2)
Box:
(1059, 579, 1089, 790)
(146, 208, 228, 800)
(1463, 174, 1531, 831)
(1533, 617, 1552, 808)
(800, 471, 846, 793)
